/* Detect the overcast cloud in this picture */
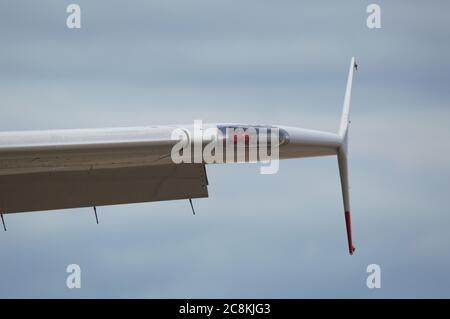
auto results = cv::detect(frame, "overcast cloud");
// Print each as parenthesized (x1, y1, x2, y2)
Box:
(0, 1, 450, 298)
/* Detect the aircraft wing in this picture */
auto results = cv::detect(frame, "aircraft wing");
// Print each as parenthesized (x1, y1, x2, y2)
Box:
(0, 57, 357, 255)
(0, 126, 208, 214)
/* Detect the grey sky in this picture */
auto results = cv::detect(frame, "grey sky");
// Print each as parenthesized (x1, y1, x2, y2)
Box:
(0, 1, 450, 298)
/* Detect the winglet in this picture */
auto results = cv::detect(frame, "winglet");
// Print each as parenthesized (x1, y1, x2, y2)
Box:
(338, 57, 356, 255)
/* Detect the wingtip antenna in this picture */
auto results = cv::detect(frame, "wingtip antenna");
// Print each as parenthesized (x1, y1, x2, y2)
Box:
(189, 199, 196, 215)
(1, 213, 6, 232)
(93, 206, 99, 224)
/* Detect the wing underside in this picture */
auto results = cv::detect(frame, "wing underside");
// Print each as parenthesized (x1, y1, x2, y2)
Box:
(0, 163, 208, 214)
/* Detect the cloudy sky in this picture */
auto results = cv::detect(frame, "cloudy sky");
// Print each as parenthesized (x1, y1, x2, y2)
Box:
(1, 0, 450, 298)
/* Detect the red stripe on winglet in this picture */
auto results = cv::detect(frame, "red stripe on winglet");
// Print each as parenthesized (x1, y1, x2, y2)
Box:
(345, 211, 356, 255)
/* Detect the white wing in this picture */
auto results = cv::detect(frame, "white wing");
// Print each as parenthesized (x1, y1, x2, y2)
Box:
(0, 126, 208, 214)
